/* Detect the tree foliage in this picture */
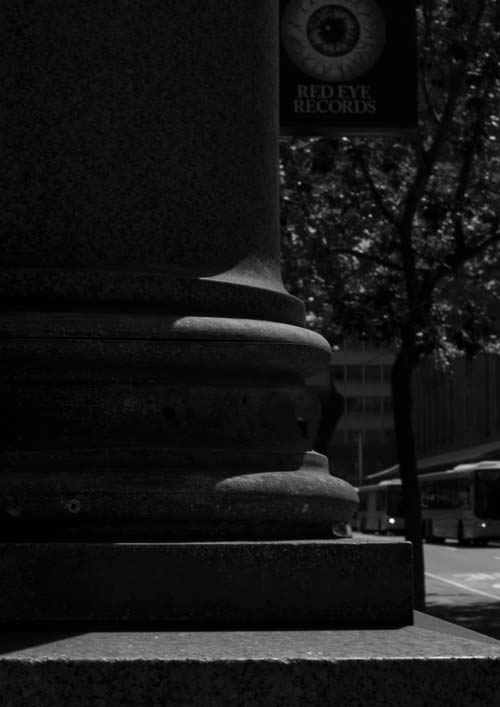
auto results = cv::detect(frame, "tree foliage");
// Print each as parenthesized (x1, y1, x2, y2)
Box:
(281, 0, 500, 352)
(280, 0, 500, 608)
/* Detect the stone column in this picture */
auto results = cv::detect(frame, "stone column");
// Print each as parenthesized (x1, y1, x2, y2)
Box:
(1, 1, 357, 545)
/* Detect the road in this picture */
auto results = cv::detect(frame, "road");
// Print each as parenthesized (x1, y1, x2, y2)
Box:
(352, 531, 500, 640)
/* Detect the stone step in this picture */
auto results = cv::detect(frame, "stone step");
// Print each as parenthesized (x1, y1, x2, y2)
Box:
(0, 539, 412, 624)
(1, 615, 499, 705)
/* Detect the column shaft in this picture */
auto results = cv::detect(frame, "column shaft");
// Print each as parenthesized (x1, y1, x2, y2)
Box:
(1, 1, 357, 540)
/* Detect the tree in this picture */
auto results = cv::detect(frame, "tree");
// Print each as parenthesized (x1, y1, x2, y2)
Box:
(280, 0, 500, 609)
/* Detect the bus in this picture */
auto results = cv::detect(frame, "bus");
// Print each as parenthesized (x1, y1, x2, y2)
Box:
(420, 461, 500, 546)
(353, 479, 404, 534)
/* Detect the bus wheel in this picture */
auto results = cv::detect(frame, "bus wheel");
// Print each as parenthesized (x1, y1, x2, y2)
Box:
(457, 522, 469, 546)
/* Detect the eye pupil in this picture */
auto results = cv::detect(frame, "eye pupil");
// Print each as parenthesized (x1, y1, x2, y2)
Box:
(307, 6, 361, 57)
(324, 21, 343, 41)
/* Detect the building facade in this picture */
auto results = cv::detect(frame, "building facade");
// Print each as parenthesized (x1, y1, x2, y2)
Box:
(365, 351, 500, 482)
(313, 344, 500, 487)
(412, 352, 500, 463)
(313, 342, 397, 488)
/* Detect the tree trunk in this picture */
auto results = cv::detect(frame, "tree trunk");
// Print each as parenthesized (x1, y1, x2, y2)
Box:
(391, 349, 426, 610)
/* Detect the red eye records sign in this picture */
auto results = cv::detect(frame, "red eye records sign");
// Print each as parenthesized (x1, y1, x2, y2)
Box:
(279, 0, 418, 136)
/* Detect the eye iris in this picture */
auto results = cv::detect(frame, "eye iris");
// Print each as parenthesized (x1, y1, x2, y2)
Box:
(281, 0, 387, 83)
(307, 6, 361, 57)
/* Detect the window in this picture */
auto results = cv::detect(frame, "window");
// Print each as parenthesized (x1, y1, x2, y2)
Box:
(382, 365, 392, 383)
(364, 429, 382, 444)
(333, 429, 346, 445)
(346, 365, 363, 382)
(435, 481, 460, 508)
(382, 428, 395, 444)
(332, 365, 345, 382)
(458, 479, 471, 510)
(364, 397, 381, 415)
(346, 397, 363, 415)
(358, 492, 368, 512)
(365, 365, 381, 383)
(420, 482, 433, 509)
(387, 486, 404, 516)
(421, 480, 460, 509)
(383, 398, 393, 416)
(475, 470, 500, 519)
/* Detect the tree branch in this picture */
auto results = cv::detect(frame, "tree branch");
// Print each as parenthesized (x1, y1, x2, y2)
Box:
(353, 148, 400, 228)
(435, 225, 500, 285)
(449, 64, 496, 254)
(400, 0, 487, 237)
(396, 0, 487, 316)
(421, 74, 441, 127)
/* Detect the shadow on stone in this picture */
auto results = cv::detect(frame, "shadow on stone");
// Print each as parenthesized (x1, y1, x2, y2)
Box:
(424, 600, 500, 641)
(0, 629, 84, 656)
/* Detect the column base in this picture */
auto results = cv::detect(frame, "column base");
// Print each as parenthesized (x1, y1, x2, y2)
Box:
(0, 453, 357, 541)
(1, 312, 357, 540)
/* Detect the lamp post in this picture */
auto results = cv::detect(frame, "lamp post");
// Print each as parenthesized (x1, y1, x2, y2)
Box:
(358, 431, 364, 488)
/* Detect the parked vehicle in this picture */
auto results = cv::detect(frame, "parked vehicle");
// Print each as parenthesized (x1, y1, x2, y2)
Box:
(352, 479, 404, 534)
(354, 461, 500, 545)
(420, 461, 500, 546)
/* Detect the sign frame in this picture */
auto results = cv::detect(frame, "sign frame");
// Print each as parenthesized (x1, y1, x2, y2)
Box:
(279, 0, 418, 137)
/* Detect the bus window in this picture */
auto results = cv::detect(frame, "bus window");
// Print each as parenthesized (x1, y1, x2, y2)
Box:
(420, 482, 432, 508)
(458, 480, 471, 510)
(475, 470, 500, 519)
(387, 486, 403, 517)
(375, 491, 385, 511)
(434, 480, 460, 509)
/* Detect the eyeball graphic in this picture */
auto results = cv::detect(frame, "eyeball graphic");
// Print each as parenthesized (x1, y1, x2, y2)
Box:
(281, 0, 386, 82)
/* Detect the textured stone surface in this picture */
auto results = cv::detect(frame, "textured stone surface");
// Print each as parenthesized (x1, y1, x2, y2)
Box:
(1, 618, 500, 706)
(1, 1, 293, 320)
(0, 1, 357, 539)
(0, 540, 412, 623)
(0, 309, 358, 539)
(1, 313, 331, 454)
(0, 466, 358, 541)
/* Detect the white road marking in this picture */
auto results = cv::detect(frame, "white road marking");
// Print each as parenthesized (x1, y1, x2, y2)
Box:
(453, 572, 500, 581)
(425, 572, 500, 601)
(494, 556, 500, 561)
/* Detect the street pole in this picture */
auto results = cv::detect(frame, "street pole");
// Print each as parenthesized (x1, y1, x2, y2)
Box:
(358, 432, 364, 488)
